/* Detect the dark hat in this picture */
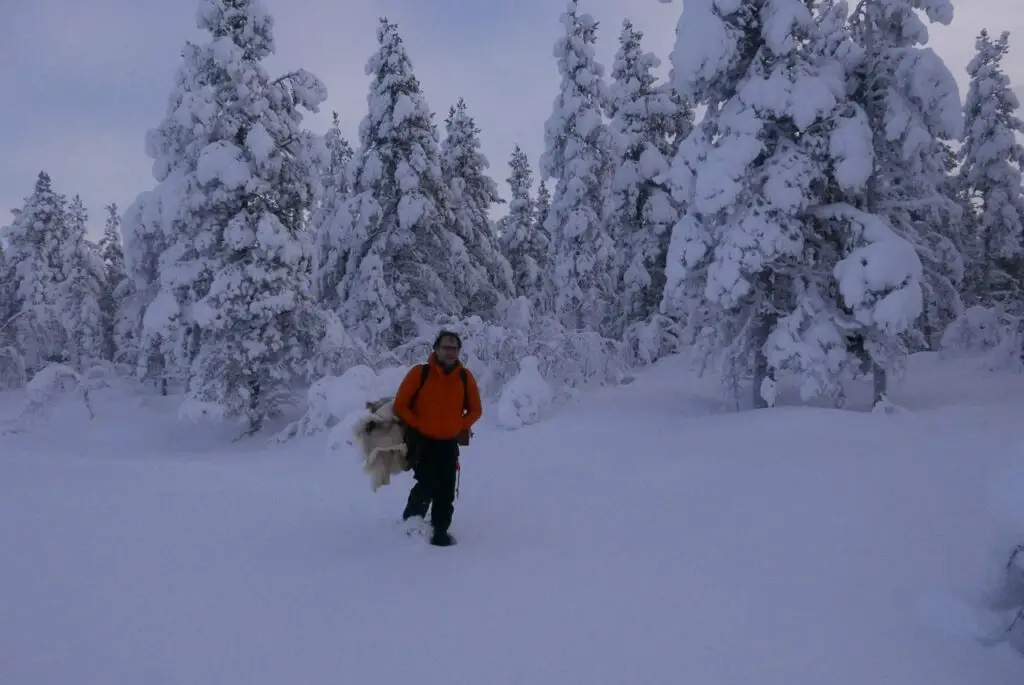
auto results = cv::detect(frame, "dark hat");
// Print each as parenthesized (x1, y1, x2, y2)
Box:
(433, 329, 462, 349)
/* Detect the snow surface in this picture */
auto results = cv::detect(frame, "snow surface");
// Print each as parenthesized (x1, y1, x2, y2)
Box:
(3, 353, 1024, 684)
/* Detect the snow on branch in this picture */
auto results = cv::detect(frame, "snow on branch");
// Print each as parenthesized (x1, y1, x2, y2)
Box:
(817, 203, 924, 336)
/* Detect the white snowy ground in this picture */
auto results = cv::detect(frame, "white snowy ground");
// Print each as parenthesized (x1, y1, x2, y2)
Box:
(3, 353, 1024, 684)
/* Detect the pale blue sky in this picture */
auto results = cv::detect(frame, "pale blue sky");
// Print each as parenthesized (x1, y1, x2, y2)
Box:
(1, 0, 1020, 239)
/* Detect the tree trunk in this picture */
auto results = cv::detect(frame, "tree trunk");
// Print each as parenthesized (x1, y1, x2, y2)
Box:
(752, 271, 777, 409)
(921, 306, 934, 350)
(247, 376, 262, 435)
(752, 310, 776, 409)
(872, 362, 887, 406)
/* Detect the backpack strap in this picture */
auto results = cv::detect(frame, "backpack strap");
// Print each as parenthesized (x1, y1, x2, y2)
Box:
(459, 368, 469, 414)
(409, 363, 469, 415)
(409, 364, 430, 409)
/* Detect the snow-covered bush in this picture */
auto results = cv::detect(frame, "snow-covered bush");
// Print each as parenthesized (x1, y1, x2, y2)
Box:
(274, 363, 408, 443)
(939, 306, 1023, 372)
(306, 311, 377, 381)
(951, 453, 1024, 656)
(939, 306, 1010, 359)
(497, 356, 554, 430)
(0, 346, 27, 390)
(1, 362, 97, 434)
(622, 314, 685, 367)
(25, 364, 93, 415)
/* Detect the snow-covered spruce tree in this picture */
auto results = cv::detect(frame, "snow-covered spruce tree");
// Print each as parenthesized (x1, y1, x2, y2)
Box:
(848, 0, 965, 371)
(98, 203, 129, 362)
(499, 145, 549, 304)
(0, 239, 6, 314)
(957, 29, 1024, 311)
(661, 0, 926, 408)
(120, 189, 177, 390)
(141, 0, 329, 432)
(534, 179, 551, 238)
(335, 19, 464, 350)
(441, 97, 514, 319)
(312, 110, 354, 310)
(605, 19, 693, 356)
(0, 172, 71, 372)
(0, 233, 24, 389)
(61, 195, 105, 367)
(540, 0, 617, 333)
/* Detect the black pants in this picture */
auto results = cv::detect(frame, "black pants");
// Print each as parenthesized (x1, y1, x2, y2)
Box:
(402, 437, 459, 533)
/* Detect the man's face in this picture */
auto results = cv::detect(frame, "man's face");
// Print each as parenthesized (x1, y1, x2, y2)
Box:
(436, 336, 460, 366)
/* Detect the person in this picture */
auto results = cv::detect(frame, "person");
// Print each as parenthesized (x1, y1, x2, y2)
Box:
(392, 330, 483, 546)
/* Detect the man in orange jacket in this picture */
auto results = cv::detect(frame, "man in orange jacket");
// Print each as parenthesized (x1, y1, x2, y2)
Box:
(393, 330, 483, 546)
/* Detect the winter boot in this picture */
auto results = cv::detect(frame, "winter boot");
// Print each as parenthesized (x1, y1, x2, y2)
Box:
(430, 530, 455, 547)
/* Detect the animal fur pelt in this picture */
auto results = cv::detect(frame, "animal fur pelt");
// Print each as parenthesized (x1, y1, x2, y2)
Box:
(350, 396, 411, 492)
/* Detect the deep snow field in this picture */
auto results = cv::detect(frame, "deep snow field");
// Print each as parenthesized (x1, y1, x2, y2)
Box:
(3, 351, 1024, 684)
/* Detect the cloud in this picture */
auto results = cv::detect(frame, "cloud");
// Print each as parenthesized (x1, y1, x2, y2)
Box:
(1, 0, 1020, 240)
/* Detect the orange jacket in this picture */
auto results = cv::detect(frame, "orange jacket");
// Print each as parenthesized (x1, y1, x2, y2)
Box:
(393, 353, 483, 440)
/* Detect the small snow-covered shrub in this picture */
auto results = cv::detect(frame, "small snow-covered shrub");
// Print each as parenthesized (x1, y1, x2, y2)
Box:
(623, 314, 684, 366)
(307, 311, 376, 380)
(79, 359, 124, 390)
(982, 329, 1024, 373)
(274, 363, 408, 442)
(1, 363, 96, 434)
(528, 315, 626, 393)
(947, 455, 1024, 655)
(0, 346, 27, 390)
(25, 363, 87, 409)
(939, 306, 1023, 372)
(939, 306, 1006, 359)
(497, 356, 554, 430)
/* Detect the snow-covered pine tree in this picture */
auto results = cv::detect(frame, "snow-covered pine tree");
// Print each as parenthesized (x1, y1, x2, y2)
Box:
(957, 29, 1024, 311)
(335, 18, 464, 349)
(441, 97, 514, 319)
(0, 232, 20, 389)
(312, 111, 354, 310)
(541, 0, 617, 334)
(0, 239, 5, 315)
(0, 236, 6, 341)
(499, 145, 549, 305)
(0, 172, 71, 372)
(141, 0, 329, 432)
(605, 18, 692, 353)
(61, 195, 105, 367)
(661, 0, 927, 408)
(534, 179, 550, 238)
(98, 203, 129, 362)
(848, 0, 966, 383)
(120, 189, 176, 391)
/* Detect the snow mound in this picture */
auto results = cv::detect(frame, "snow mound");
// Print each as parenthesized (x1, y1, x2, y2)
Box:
(497, 356, 554, 430)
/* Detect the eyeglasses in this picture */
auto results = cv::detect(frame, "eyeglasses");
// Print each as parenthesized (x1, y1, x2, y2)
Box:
(439, 345, 459, 352)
